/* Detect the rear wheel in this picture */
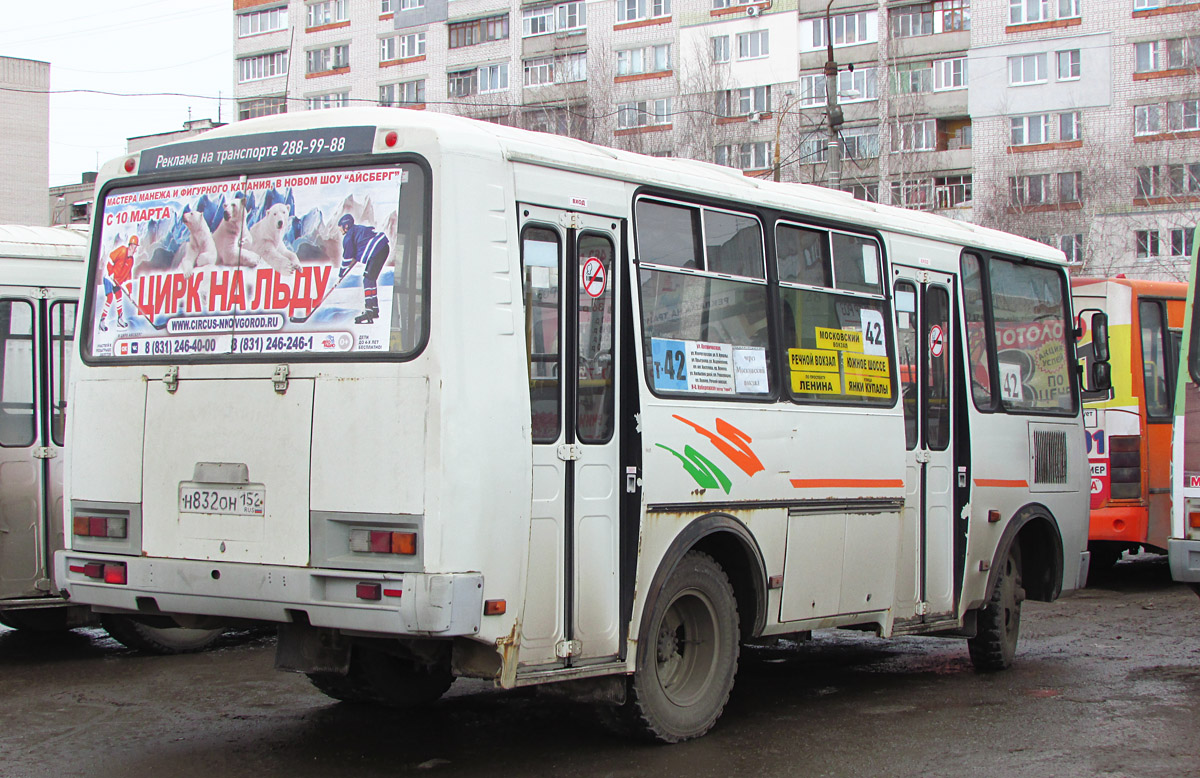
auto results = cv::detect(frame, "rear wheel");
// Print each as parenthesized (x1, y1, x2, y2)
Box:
(613, 551, 739, 743)
(968, 544, 1025, 672)
(307, 644, 453, 708)
(99, 615, 225, 655)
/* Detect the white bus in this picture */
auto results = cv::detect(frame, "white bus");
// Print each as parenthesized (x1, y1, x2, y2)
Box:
(0, 225, 228, 654)
(1169, 225, 1200, 597)
(57, 109, 1102, 740)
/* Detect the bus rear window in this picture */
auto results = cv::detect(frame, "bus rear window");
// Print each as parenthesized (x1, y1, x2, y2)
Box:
(85, 162, 428, 361)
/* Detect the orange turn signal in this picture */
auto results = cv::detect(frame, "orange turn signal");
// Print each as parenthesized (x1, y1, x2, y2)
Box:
(483, 599, 506, 616)
(1189, 512, 1200, 529)
(391, 532, 417, 555)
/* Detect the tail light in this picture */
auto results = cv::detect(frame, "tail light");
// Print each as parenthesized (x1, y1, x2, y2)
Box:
(1108, 435, 1141, 500)
(349, 529, 417, 556)
(73, 514, 128, 539)
(68, 561, 127, 584)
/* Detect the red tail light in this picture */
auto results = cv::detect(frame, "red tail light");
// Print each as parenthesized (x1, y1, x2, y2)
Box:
(103, 564, 127, 585)
(73, 514, 128, 539)
(349, 529, 418, 556)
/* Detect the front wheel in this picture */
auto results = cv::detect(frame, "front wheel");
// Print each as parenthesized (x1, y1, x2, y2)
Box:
(968, 544, 1025, 672)
(100, 615, 225, 655)
(618, 551, 740, 743)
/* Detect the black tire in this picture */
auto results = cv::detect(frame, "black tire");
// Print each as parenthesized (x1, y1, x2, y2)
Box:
(307, 644, 453, 708)
(99, 614, 225, 655)
(617, 550, 740, 743)
(968, 544, 1025, 672)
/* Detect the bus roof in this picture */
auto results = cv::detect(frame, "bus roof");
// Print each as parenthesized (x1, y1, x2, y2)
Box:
(116, 107, 1070, 268)
(0, 224, 88, 261)
(1071, 276, 1187, 299)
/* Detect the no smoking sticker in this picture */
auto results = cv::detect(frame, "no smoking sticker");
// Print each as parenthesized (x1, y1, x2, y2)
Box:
(929, 324, 945, 358)
(581, 257, 607, 298)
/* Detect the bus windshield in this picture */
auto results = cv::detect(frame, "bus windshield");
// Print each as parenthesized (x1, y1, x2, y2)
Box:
(84, 162, 428, 361)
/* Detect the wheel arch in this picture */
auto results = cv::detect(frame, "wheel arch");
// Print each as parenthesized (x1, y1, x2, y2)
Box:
(986, 502, 1064, 604)
(640, 512, 768, 645)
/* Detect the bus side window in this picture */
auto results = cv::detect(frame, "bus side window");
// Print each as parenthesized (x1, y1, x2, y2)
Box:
(1140, 300, 1170, 420)
(49, 301, 77, 447)
(577, 234, 615, 443)
(961, 253, 994, 409)
(895, 281, 918, 449)
(522, 227, 562, 443)
(0, 300, 36, 447)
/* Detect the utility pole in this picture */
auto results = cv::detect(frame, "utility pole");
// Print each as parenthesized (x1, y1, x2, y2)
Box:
(823, 0, 844, 190)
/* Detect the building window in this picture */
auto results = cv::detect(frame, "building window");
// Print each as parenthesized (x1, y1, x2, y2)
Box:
(480, 63, 509, 93)
(617, 0, 671, 23)
(1058, 171, 1082, 202)
(382, 32, 426, 61)
(1167, 99, 1200, 131)
(895, 119, 937, 151)
(1168, 163, 1200, 195)
(1172, 228, 1196, 258)
(737, 30, 769, 60)
(1010, 114, 1050, 145)
(799, 68, 878, 106)
(306, 45, 349, 75)
(448, 14, 510, 48)
(1136, 230, 1160, 258)
(307, 91, 350, 110)
(307, 0, 348, 28)
(810, 12, 873, 48)
(1058, 0, 1080, 18)
(1010, 174, 1052, 205)
(380, 79, 426, 106)
(934, 175, 972, 208)
(1136, 166, 1162, 198)
(934, 0, 971, 31)
(525, 52, 587, 85)
(617, 45, 670, 76)
(712, 36, 730, 63)
(1009, 53, 1047, 85)
(844, 182, 880, 202)
(238, 51, 288, 83)
(894, 61, 933, 93)
(617, 98, 672, 129)
(892, 179, 933, 209)
(1057, 50, 1080, 79)
(558, 1, 586, 31)
(1059, 234, 1083, 264)
(1059, 111, 1080, 141)
(1166, 37, 1200, 69)
(712, 0, 754, 7)
(523, 5, 555, 36)
(1135, 42, 1161, 73)
(891, 4, 934, 38)
(714, 142, 770, 171)
(1009, 0, 1048, 23)
(381, 0, 393, 12)
(448, 68, 478, 97)
(1135, 105, 1163, 135)
(716, 86, 771, 117)
(934, 57, 968, 90)
(399, 0, 424, 8)
(238, 96, 287, 120)
(238, 5, 288, 37)
(838, 126, 879, 160)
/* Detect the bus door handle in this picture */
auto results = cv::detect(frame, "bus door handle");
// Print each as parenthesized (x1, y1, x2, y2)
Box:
(626, 466, 640, 494)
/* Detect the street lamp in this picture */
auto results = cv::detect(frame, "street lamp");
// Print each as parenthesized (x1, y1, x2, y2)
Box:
(823, 0, 845, 189)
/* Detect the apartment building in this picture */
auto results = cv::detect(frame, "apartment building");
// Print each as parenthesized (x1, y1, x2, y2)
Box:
(231, 0, 1197, 276)
(1, 56, 50, 226)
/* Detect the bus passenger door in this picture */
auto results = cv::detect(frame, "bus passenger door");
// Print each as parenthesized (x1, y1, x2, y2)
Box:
(892, 268, 957, 623)
(518, 205, 622, 670)
(0, 296, 65, 602)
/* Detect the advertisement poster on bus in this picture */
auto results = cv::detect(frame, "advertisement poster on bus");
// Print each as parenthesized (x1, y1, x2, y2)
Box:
(90, 166, 406, 359)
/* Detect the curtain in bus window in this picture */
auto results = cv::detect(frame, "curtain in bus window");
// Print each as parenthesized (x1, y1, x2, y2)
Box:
(577, 234, 615, 443)
(49, 301, 77, 447)
(961, 253, 993, 408)
(523, 227, 561, 443)
(895, 281, 918, 449)
(988, 258, 1073, 413)
(926, 286, 951, 450)
(1139, 300, 1170, 419)
(703, 210, 764, 278)
(640, 270, 771, 397)
(0, 300, 35, 447)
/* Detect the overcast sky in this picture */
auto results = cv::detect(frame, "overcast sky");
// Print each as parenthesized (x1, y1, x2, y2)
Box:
(1, 1, 232, 187)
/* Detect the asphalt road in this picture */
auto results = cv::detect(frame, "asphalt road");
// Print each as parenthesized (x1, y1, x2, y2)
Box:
(2, 554, 1197, 778)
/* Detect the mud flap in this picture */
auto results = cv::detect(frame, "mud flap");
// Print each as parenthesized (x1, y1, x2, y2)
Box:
(274, 623, 352, 674)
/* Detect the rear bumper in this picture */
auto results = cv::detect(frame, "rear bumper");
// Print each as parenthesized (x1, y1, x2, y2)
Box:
(1167, 539, 1200, 584)
(55, 552, 484, 638)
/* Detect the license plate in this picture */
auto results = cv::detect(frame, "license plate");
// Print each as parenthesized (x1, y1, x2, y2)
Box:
(179, 483, 265, 516)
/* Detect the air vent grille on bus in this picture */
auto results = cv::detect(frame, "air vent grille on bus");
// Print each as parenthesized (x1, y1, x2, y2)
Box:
(1033, 429, 1068, 484)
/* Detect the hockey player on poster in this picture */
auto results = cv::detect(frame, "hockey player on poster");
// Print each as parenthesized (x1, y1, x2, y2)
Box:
(337, 214, 390, 324)
(99, 234, 137, 331)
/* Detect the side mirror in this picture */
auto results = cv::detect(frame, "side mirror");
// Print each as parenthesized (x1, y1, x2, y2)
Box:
(1089, 360, 1112, 394)
(1090, 311, 1110, 362)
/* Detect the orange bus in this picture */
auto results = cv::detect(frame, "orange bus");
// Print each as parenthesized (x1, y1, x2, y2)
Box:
(1072, 278, 1186, 576)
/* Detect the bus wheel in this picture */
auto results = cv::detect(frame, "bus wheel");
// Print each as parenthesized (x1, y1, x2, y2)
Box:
(626, 551, 739, 742)
(100, 615, 224, 655)
(308, 645, 453, 708)
(968, 545, 1025, 672)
